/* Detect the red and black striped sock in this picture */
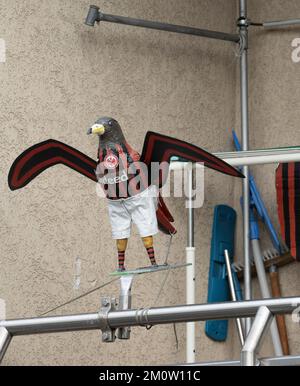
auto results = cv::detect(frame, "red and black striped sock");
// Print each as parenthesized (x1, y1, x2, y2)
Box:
(146, 247, 157, 266)
(118, 251, 125, 270)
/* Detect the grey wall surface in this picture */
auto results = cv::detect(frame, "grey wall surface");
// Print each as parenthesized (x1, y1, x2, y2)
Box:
(0, 0, 299, 365)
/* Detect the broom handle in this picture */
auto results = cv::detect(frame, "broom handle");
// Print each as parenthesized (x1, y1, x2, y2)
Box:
(269, 266, 290, 355)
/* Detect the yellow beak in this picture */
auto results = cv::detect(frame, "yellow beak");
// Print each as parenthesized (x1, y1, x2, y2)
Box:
(87, 124, 105, 135)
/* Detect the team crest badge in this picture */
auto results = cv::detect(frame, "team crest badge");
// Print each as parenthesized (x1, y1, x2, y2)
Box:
(104, 154, 119, 169)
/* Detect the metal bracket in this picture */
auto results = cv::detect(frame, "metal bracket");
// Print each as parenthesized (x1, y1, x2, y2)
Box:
(99, 297, 117, 343)
(237, 17, 250, 28)
(237, 16, 249, 52)
(118, 276, 134, 340)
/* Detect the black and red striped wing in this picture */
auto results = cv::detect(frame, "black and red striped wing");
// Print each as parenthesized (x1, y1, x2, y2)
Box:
(156, 206, 177, 235)
(276, 163, 300, 261)
(158, 193, 174, 223)
(140, 131, 244, 187)
(8, 139, 97, 191)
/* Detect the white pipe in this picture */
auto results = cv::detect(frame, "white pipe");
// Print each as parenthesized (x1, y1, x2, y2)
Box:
(219, 152, 300, 166)
(186, 246, 196, 363)
(170, 147, 300, 170)
(186, 163, 196, 363)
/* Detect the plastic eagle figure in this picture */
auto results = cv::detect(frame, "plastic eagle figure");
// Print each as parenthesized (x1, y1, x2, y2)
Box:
(8, 117, 244, 271)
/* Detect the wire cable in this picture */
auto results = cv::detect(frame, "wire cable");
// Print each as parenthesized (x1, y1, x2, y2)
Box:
(38, 277, 118, 316)
(146, 234, 179, 349)
(250, 22, 263, 27)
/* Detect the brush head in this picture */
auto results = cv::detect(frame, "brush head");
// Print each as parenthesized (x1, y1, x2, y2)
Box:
(233, 248, 294, 280)
(262, 248, 280, 262)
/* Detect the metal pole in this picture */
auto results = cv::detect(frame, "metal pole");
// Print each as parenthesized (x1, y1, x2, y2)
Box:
(186, 163, 195, 363)
(0, 327, 11, 362)
(251, 239, 283, 356)
(187, 164, 195, 248)
(263, 19, 300, 28)
(178, 355, 300, 367)
(0, 297, 299, 336)
(224, 250, 245, 346)
(99, 12, 240, 42)
(170, 147, 300, 171)
(107, 297, 299, 329)
(239, 0, 251, 334)
(214, 147, 300, 166)
(1, 313, 102, 335)
(241, 306, 273, 366)
(85, 6, 240, 43)
(239, 0, 247, 17)
(260, 355, 300, 366)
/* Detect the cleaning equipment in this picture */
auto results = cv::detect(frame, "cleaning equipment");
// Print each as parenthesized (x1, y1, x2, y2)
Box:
(205, 205, 237, 342)
(234, 249, 293, 279)
(276, 162, 300, 261)
(269, 264, 290, 355)
(233, 248, 293, 356)
(233, 131, 282, 252)
(233, 131, 286, 356)
(274, 161, 300, 355)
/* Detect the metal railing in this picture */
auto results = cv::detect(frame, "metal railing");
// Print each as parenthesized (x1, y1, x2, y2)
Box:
(0, 296, 299, 365)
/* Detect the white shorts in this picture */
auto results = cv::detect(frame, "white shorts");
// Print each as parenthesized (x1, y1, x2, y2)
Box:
(107, 185, 159, 239)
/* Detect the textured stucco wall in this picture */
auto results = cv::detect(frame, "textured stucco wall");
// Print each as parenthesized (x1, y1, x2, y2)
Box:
(233, 0, 300, 359)
(0, 0, 239, 365)
(2, 0, 299, 366)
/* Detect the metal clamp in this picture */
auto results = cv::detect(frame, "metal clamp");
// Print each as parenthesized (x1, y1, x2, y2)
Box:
(99, 297, 117, 343)
(135, 308, 152, 328)
(237, 17, 250, 28)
